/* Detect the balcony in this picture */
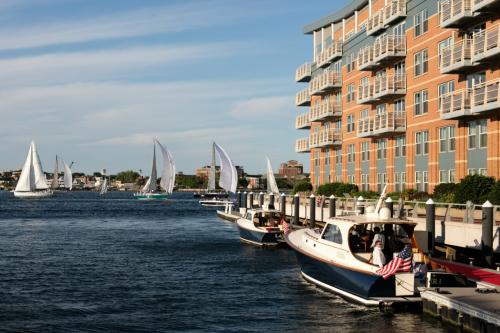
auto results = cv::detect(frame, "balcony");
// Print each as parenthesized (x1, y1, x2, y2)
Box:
(371, 112, 406, 137)
(439, 89, 472, 119)
(295, 112, 310, 130)
(295, 88, 311, 106)
(439, 0, 474, 28)
(309, 128, 342, 148)
(372, 35, 406, 66)
(472, 0, 500, 12)
(309, 71, 342, 96)
(295, 62, 312, 82)
(357, 46, 375, 71)
(357, 82, 375, 104)
(472, 25, 500, 63)
(310, 99, 342, 122)
(366, 10, 384, 36)
(295, 138, 310, 153)
(472, 79, 500, 113)
(440, 39, 473, 74)
(357, 118, 373, 138)
(383, 0, 407, 27)
(316, 41, 343, 68)
(372, 75, 406, 100)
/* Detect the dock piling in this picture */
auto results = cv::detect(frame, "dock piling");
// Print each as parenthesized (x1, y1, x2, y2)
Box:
(309, 194, 315, 228)
(248, 192, 254, 209)
(280, 193, 286, 217)
(481, 200, 494, 267)
(329, 195, 336, 218)
(293, 194, 299, 225)
(385, 197, 393, 218)
(426, 198, 436, 254)
(269, 193, 275, 209)
(258, 192, 264, 208)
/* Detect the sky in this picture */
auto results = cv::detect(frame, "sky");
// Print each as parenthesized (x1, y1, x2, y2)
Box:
(0, 0, 344, 175)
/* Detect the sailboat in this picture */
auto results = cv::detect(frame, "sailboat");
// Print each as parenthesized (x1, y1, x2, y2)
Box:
(100, 177, 109, 196)
(14, 141, 53, 198)
(51, 156, 60, 190)
(199, 142, 237, 207)
(134, 139, 175, 200)
(62, 159, 73, 191)
(266, 157, 279, 194)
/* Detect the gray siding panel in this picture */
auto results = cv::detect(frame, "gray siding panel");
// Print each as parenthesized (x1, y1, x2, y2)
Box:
(361, 161, 370, 174)
(348, 162, 355, 175)
(376, 159, 386, 173)
(394, 157, 406, 173)
(468, 149, 487, 169)
(415, 155, 428, 171)
(303, 0, 369, 34)
(439, 152, 455, 171)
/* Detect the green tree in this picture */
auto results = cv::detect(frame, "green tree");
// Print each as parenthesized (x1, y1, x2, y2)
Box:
(292, 181, 312, 194)
(238, 178, 249, 188)
(454, 174, 495, 204)
(116, 170, 140, 183)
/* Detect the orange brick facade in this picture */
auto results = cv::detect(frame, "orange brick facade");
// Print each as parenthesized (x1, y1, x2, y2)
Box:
(295, 0, 500, 193)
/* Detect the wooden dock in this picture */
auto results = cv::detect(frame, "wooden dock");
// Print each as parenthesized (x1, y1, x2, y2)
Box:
(421, 287, 500, 333)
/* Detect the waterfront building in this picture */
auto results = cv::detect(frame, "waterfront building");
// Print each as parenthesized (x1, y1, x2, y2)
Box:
(295, 0, 500, 193)
(196, 165, 245, 181)
(278, 160, 304, 178)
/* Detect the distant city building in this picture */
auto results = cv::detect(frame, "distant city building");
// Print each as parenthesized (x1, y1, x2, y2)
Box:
(196, 165, 245, 180)
(278, 160, 303, 178)
(246, 176, 261, 190)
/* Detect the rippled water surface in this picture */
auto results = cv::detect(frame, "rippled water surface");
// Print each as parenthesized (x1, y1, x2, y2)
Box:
(0, 191, 458, 332)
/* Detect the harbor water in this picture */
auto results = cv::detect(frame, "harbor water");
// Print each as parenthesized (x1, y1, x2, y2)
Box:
(0, 192, 457, 332)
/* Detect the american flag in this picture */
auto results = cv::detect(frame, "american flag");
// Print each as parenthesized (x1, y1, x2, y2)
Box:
(376, 244, 412, 280)
(282, 219, 290, 235)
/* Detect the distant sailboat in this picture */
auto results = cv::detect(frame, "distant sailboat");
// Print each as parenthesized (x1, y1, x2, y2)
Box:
(62, 160, 73, 191)
(134, 139, 175, 200)
(100, 177, 108, 196)
(266, 157, 279, 194)
(51, 155, 60, 190)
(14, 141, 53, 198)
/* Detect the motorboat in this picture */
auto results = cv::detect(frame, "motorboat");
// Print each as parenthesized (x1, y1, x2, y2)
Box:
(199, 197, 235, 207)
(236, 208, 285, 246)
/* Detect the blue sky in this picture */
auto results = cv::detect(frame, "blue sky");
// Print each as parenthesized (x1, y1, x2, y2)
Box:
(0, 0, 344, 175)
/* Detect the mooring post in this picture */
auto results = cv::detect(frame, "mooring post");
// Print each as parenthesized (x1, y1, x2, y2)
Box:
(481, 200, 494, 267)
(329, 195, 336, 218)
(309, 194, 316, 228)
(258, 192, 264, 208)
(426, 198, 436, 255)
(397, 197, 404, 218)
(293, 194, 299, 225)
(269, 193, 275, 209)
(242, 191, 247, 209)
(248, 192, 254, 209)
(357, 196, 365, 215)
(385, 197, 394, 218)
(237, 191, 241, 207)
(280, 193, 286, 217)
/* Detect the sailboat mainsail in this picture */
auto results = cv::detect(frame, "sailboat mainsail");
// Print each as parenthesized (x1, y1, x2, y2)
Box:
(155, 140, 176, 194)
(51, 156, 60, 189)
(266, 157, 279, 194)
(62, 160, 73, 190)
(142, 144, 158, 193)
(14, 141, 52, 197)
(213, 142, 237, 194)
(100, 177, 108, 195)
(208, 142, 216, 192)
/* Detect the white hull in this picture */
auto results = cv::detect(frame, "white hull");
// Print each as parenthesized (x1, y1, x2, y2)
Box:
(14, 190, 53, 198)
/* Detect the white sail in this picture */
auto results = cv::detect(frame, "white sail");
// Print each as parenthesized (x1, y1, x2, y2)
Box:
(142, 144, 158, 193)
(208, 142, 216, 191)
(213, 142, 237, 194)
(31, 142, 49, 190)
(155, 140, 176, 194)
(62, 160, 72, 190)
(100, 178, 108, 195)
(266, 157, 279, 194)
(15, 143, 35, 192)
(51, 156, 60, 189)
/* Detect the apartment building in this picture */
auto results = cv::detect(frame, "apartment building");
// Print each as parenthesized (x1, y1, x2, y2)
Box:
(294, 0, 500, 193)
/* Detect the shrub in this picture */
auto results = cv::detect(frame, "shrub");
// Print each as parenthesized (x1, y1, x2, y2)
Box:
(412, 191, 430, 201)
(355, 191, 380, 199)
(316, 182, 342, 196)
(488, 180, 500, 205)
(433, 183, 459, 202)
(454, 174, 495, 204)
(386, 192, 404, 201)
(292, 181, 312, 194)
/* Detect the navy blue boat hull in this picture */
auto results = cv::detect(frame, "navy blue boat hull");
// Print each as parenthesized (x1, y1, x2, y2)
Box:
(237, 225, 282, 246)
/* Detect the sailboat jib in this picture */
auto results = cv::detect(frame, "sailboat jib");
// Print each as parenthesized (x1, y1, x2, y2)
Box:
(142, 143, 158, 193)
(155, 139, 176, 194)
(51, 155, 60, 189)
(14, 141, 52, 198)
(213, 142, 237, 194)
(100, 178, 108, 195)
(31, 141, 49, 190)
(266, 157, 279, 194)
(62, 159, 73, 191)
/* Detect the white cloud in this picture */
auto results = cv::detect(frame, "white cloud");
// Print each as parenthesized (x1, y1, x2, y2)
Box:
(228, 96, 293, 118)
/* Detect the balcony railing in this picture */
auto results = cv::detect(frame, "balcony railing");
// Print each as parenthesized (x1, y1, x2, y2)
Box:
(439, 0, 473, 28)
(472, 79, 500, 113)
(357, 118, 373, 138)
(316, 41, 343, 68)
(309, 128, 342, 148)
(367, 10, 384, 36)
(295, 88, 311, 106)
(439, 89, 472, 119)
(372, 35, 406, 64)
(373, 74, 406, 99)
(371, 112, 406, 136)
(357, 82, 375, 104)
(310, 99, 342, 122)
(295, 62, 312, 82)
(295, 112, 310, 129)
(440, 39, 473, 74)
(472, 25, 500, 63)
(384, 0, 407, 27)
(472, 0, 500, 12)
(357, 46, 374, 71)
(309, 71, 342, 95)
(295, 138, 310, 153)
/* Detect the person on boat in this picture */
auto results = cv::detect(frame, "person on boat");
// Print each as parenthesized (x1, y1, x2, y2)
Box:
(382, 224, 395, 260)
(348, 225, 362, 252)
(370, 238, 386, 268)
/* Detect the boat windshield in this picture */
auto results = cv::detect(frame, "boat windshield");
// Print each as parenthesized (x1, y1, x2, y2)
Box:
(252, 212, 281, 227)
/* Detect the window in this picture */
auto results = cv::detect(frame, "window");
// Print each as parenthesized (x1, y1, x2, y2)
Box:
(322, 224, 342, 244)
(479, 120, 487, 148)
(438, 81, 454, 110)
(450, 170, 456, 183)
(438, 38, 452, 68)
(360, 21, 367, 32)
(361, 142, 370, 161)
(414, 9, 428, 37)
(347, 114, 355, 133)
(346, 53, 356, 72)
(394, 98, 405, 114)
(414, 49, 428, 76)
(414, 90, 428, 115)
(348, 175, 355, 184)
(468, 120, 486, 149)
(395, 135, 406, 157)
(468, 168, 477, 175)
(361, 174, 369, 191)
(469, 121, 477, 149)
(325, 149, 331, 165)
(377, 173, 387, 193)
(415, 131, 429, 155)
(415, 171, 428, 192)
(376, 139, 387, 160)
(347, 144, 355, 163)
(314, 150, 320, 167)
(439, 126, 456, 153)
(393, 22, 406, 37)
(347, 83, 355, 103)
(423, 171, 428, 193)
(336, 175, 342, 182)
(394, 61, 406, 77)
(335, 147, 342, 164)
(479, 168, 488, 176)
(439, 170, 448, 183)
(395, 172, 406, 192)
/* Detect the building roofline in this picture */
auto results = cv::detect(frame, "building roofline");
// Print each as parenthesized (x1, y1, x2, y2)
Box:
(303, 0, 368, 34)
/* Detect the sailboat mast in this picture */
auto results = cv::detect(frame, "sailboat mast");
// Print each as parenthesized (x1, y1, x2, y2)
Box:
(208, 142, 216, 191)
